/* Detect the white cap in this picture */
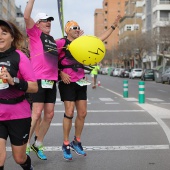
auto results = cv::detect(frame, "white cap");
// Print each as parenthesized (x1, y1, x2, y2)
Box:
(34, 13, 54, 23)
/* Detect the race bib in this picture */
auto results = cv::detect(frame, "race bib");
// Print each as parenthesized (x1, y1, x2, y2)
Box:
(41, 80, 54, 89)
(76, 79, 91, 86)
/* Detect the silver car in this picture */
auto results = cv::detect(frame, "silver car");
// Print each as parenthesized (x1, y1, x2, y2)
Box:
(161, 68, 170, 84)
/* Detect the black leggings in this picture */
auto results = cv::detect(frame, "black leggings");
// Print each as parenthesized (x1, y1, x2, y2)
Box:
(20, 155, 31, 170)
(0, 166, 4, 170)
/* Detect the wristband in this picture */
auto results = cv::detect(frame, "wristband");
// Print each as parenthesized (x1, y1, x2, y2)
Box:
(111, 25, 115, 30)
(14, 78, 28, 92)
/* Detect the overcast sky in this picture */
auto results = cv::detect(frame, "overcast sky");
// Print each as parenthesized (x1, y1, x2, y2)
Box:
(15, 0, 103, 39)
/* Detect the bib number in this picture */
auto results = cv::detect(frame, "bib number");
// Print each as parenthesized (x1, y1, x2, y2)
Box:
(76, 79, 91, 86)
(41, 80, 54, 89)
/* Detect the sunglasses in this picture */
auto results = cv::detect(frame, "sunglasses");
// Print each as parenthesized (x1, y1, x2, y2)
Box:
(70, 26, 80, 30)
(39, 19, 52, 23)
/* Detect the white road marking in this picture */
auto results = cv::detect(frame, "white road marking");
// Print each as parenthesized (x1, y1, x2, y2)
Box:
(99, 98, 114, 101)
(100, 86, 122, 97)
(6, 145, 169, 152)
(55, 98, 61, 102)
(105, 102, 119, 104)
(55, 103, 62, 105)
(147, 98, 164, 102)
(99, 85, 170, 145)
(124, 98, 138, 101)
(50, 122, 158, 126)
(158, 90, 166, 93)
(54, 110, 145, 113)
(137, 103, 170, 144)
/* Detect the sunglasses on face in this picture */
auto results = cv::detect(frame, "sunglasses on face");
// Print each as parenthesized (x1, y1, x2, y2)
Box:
(70, 26, 80, 30)
(39, 19, 52, 23)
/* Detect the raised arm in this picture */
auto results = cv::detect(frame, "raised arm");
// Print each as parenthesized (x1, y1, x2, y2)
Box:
(24, 0, 35, 29)
(98, 15, 122, 41)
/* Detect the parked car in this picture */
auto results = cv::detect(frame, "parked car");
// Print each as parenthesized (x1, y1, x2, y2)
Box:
(120, 68, 131, 77)
(141, 69, 155, 81)
(109, 68, 115, 76)
(161, 68, 170, 84)
(129, 68, 143, 79)
(101, 67, 109, 75)
(154, 65, 170, 83)
(117, 68, 124, 77)
(113, 68, 121, 77)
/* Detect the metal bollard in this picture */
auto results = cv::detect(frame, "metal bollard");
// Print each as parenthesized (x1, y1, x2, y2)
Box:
(138, 81, 145, 103)
(123, 80, 128, 98)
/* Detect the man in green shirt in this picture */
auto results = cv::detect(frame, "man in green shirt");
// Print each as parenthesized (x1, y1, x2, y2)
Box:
(90, 64, 100, 89)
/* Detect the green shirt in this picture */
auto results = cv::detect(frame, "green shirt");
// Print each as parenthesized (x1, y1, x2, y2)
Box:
(91, 65, 100, 75)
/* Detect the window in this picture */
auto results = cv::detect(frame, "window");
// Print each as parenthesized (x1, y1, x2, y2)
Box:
(134, 25, 139, 30)
(126, 25, 132, 31)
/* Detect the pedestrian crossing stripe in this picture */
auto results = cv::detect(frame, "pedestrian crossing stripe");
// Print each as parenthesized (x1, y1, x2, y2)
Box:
(6, 145, 169, 152)
(99, 98, 114, 101)
(54, 110, 145, 113)
(50, 122, 158, 126)
(55, 97, 165, 103)
(146, 98, 164, 102)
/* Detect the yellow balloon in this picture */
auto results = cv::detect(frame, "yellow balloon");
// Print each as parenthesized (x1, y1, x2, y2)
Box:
(67, 35, 106, 66)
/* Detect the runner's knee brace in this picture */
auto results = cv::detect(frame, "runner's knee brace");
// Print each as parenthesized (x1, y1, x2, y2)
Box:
(64, 113, 73, 119)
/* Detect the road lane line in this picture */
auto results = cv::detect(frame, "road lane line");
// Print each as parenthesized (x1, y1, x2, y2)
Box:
(54, 110, 145, 113)
(105, 102, 119, 104)
(50, 122, 158, 126)
(6, 145, 169, 151)
(99, 98, 114, 101)
(147, 98, 164, 102)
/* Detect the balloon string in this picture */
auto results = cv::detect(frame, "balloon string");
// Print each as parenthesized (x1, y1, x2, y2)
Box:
(29, 46, 67, 59)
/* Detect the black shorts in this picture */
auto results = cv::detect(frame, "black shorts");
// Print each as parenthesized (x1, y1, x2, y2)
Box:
(58, 81, 87, 101)
(31, 80, 57, 103)
(0, 118, 31, 146)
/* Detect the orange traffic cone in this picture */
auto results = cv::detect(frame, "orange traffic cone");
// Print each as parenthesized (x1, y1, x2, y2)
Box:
(98, 80, 101, 86)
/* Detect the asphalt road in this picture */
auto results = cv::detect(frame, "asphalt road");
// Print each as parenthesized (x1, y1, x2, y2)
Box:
(6, 74, 170, 170)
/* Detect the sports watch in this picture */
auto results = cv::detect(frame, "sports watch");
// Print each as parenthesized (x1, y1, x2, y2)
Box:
(13, 77, 20, 85)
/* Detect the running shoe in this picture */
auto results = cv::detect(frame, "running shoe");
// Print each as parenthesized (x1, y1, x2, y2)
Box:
(31, 144, 47, 160)
(26, 146, 30, 156)
(62, 144, 72, 160)
(70, 140, 86, 156)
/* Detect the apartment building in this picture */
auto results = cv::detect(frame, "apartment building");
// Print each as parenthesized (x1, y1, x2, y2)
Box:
(142, 0, 170, 69)
(94, 0, 128, 51)
(0, 0, 16, 21)
(16, 5, 25, 34)
(117, 0, 143, 68)
(119, 0, 143, 44)
(0, 1, 25, 34)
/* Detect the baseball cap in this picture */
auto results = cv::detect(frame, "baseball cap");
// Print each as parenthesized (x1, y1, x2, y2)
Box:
(65, 20, 79, 34)
(34, 13, 54, 23)
(0, 19, 15, 36)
